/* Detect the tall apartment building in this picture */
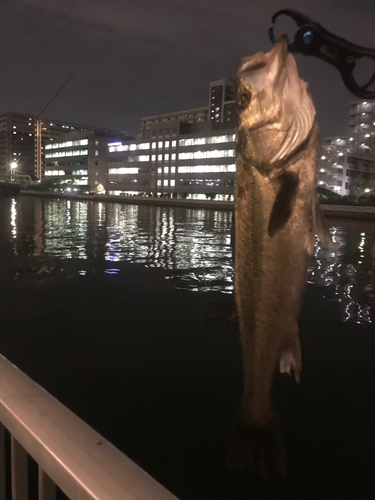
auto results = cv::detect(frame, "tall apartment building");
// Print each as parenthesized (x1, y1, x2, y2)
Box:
(318, 100, 375, 196)
(0, 111, 128, 179)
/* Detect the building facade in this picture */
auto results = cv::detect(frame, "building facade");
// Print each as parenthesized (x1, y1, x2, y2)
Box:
(44, 130, 128, 191)
(107, 78, 237, 199)
(107, 130, 236, 199)
(318, 100, 375, 196)
(0, 111, 128, 179)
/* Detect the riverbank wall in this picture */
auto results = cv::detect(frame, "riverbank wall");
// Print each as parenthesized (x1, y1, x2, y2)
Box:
(20, 190, 375, 218)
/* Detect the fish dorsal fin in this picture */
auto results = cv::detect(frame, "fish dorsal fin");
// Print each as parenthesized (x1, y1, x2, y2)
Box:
(268, 172, 299, 237)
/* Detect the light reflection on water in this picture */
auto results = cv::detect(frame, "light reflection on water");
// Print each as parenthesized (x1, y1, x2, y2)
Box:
(0, 197, 374, 324)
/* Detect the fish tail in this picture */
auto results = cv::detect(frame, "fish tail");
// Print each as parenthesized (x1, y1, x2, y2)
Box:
(226, 420, 286, 483)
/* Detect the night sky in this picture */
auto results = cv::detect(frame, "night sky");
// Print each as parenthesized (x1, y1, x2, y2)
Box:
(1, 0, 374, 138)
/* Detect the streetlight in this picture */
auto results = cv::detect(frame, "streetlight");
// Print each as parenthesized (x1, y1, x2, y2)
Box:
(10, 162, 17, 181)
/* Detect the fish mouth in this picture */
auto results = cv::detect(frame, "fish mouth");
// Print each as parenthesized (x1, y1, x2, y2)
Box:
(236, 36, 289, 78)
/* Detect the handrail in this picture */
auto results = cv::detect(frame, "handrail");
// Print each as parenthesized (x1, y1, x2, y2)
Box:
(0, 354, 178, 500)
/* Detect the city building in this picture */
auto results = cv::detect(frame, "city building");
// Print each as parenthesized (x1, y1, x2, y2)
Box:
(107, 78, 237, 199)
(318, 100, 375, 196)
(0, 111, 128, 179)
(0, 112, 36, 177)
(44, 130, 128, 191)
(209, 77, 236, 130)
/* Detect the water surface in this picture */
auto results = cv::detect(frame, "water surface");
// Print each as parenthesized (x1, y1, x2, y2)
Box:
(1, 196, 374, 324)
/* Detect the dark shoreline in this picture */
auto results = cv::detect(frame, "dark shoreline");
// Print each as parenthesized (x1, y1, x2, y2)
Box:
(20, 190, 375, 219)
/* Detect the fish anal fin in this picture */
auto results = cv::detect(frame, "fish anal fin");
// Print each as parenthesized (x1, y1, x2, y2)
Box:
(268, 172, 299, 237)
(279, 336, 302, 383)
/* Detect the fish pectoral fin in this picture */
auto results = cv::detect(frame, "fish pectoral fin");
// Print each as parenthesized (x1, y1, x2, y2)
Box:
(279, 337, 302, 382)
(268, 172, 299, 237)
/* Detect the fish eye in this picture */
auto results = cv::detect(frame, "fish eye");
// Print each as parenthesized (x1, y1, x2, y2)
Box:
(237, 92, 251, 112)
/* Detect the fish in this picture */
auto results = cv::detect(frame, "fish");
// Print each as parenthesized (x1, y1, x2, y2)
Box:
(227, 36, 320, 481)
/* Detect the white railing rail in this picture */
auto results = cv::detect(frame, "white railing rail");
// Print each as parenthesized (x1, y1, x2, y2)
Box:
(0, 354, 178, 500)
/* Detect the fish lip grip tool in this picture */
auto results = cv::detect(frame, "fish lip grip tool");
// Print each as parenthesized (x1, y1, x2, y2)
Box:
(268, 9, 375, 99)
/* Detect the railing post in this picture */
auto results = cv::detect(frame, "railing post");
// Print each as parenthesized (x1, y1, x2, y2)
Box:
(11, 436, 28, 500)
(38, 467, 57, 500)
(0, 423, 6, 500)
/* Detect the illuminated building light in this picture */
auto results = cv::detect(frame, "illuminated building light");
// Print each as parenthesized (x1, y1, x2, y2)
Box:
(46, 139, 88, 150)
(178, 164, 236, 173)
(320, 168, 325, 172)
(178, 150, 235, 160)
(321, 155, 326, 159)
(108, 167, 139, 175)
(45, 149, 88, 159)
(45, 170, 66, 176)
(179, 134, 235, 147)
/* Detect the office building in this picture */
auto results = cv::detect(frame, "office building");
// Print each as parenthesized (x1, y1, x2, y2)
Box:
(107, 78, 236, 199)
(44, 130, 129, 191)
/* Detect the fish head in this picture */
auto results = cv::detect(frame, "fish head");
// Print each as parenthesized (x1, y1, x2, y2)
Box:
(236, 37, 316, 173)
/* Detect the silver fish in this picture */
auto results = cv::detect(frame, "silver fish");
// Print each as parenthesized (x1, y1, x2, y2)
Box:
(227, 37, 320, 480)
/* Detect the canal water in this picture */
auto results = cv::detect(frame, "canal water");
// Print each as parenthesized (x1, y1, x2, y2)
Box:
(0, 196, 374, 499)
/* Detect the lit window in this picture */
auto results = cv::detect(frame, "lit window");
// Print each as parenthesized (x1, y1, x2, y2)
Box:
(170, 179, 175, 187)
(158, 141, 163, 148)
(172, 153, 176, 160)
(157, 180, 161, 186)
(165, 154, 169, 161)
(95, 150, 99, 156)
(171, 167, 176, 174)
(158, 168, 162, 174)
(165, 141, 170, 148)
(152, 142, 156, 149)
(152, 155, 156, 161)
(164, 180, 168, 186)
(129, 144, 137, 151)
(164, 167, 169, 174)
(95, 140, 99, 146)
(158, 154, 162, 161)
(172, 141, 177, 148)
(12, 126, 16, 129)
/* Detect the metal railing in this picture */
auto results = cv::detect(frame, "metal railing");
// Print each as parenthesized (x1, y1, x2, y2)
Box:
(0, 354, 178, 500)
